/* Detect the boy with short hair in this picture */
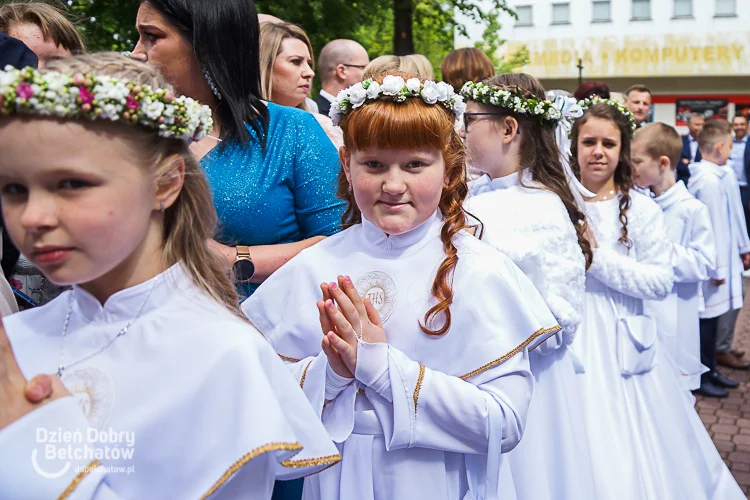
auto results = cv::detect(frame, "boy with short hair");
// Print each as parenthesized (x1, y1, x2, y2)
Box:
(688, 120, 750, 396)
(633, 123, 717, 395)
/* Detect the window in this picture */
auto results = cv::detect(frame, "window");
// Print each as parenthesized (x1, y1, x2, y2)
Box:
(632, 0, 651, 20)
(552, 3, 570, 24)
(715, 0, 736, 17)
(674, 0, 692, 17)
(515, 5, 533, 26)
(592, 0, 611, 21)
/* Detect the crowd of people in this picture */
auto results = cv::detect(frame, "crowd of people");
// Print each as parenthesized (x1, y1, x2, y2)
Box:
(0, 1, 747, 499)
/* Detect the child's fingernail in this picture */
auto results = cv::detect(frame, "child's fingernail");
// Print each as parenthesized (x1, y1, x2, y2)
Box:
(330, 282, 338, 290)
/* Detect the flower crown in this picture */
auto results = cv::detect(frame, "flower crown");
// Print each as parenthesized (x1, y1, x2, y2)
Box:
(577, 96, 637, 133)
(329, 75, 465, 126)
(0, 66, 213, 142)
(460, 81, 568, 123)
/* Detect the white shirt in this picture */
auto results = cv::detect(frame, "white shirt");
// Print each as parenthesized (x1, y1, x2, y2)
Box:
(730, 135, 748, 186)
(319, 89, 336, 103)
(243, 211, 560, 500)
(0, 265, 339, 499)
(688, 135, 699, 162)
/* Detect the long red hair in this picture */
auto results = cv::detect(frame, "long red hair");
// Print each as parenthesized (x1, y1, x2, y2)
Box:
(337, 73, 475, 336)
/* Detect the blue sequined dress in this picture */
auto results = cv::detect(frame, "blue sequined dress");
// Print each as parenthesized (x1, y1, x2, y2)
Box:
(201, 102, 345, 297)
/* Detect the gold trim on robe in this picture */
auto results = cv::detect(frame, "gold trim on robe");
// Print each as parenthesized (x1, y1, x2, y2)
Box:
(201, 442, 303, 499)
(279, 353, 302, 363)
(414, 364, 426, 415)
(58, 460, 100, 500)
(300, 360, 313, 389)
(459, 325, 561, 381)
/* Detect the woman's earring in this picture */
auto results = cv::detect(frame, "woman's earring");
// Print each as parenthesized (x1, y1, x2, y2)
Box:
(202, 67, 223, 101)
(348, 184, 353, 193)
(160, 201, 166, 213)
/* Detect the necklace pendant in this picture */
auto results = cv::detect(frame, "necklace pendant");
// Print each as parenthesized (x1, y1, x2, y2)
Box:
(57, 366, 64, 377)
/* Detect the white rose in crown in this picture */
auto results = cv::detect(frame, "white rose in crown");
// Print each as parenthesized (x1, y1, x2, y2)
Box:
(347, 83, 368, 108)
(406, 78, 421, 93)
(420, 82, 439, 104)
(435, 81, 453, 102)
(381, 75, 405, 96)
(366, 81, 381, 99)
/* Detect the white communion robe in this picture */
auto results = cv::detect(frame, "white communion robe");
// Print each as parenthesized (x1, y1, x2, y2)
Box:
(574, 191, 744, 500)
(242, 211, 562, 500)
(688, 160, 749, 318)
(644, 181, 716, 391)
(0, 265, 340, 499)
(463, 172, 596, 500)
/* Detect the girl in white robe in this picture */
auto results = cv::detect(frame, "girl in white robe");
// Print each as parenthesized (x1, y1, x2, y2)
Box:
(243, 74, 561, 500)
(570, 101, 744, 499)
(0, 54, 339, 499)
(459, 75, 596, 500)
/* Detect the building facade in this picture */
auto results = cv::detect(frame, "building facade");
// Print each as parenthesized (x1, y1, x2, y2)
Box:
(458, 0, 749, 131)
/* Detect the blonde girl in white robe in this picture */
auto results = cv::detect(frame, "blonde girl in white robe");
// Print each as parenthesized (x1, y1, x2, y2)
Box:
(459, 74, 597, 500)
(0, 54, 339, 499)
(571, 100, 744, 500)
(243, 74, 562, 500)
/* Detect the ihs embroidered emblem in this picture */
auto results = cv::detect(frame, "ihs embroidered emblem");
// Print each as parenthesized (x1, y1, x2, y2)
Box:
(61, 367, 114, 430)
(355, 271, 397, 322)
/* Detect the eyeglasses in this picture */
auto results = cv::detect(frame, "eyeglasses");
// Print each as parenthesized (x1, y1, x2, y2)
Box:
(463, 112, 510, 132)
(342, 64, 367, 70)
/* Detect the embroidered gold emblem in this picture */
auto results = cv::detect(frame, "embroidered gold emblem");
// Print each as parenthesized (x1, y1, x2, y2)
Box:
(61, 367, 114, 430)
(355, 271, 396, 322)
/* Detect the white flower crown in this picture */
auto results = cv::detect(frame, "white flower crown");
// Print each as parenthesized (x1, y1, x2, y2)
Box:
(460, 81, 579, 123)
(0, 66, 213, 142)
(577, 96, 637, 133)
(329, 75, 466, 126)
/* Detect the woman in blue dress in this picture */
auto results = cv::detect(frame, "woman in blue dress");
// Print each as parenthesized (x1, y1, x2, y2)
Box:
(131, 0, 344, 299)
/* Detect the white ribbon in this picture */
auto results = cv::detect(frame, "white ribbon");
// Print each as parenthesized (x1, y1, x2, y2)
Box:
(547, 92, 595, 210)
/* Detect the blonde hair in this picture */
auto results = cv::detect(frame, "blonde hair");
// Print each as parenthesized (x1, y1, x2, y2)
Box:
(363, 54, 434, 80)
(634, 123, 683, 170)
(0, 2, 85, 54)
(259, 22, 314, 111)
(40, 53, 243, 317)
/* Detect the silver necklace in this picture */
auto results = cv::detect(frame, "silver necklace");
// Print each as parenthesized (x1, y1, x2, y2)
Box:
(207, 134, 223, 142)
(56, 278, 159, 377)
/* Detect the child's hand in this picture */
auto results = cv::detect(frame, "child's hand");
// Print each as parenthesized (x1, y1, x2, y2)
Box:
(712, 279, 726, 287)
(318, 284, 353, 378)
(0, 322, 70, 430)
(742, 253, 750, 270)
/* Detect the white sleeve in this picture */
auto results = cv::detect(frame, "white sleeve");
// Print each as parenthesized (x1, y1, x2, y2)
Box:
(354, 342, 532, 455)
(672, 204, 717, 283)
(587, 202, 674, 300)
(694, 180, 730, 281)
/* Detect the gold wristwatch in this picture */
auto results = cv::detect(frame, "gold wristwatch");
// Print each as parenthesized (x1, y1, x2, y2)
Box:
(232, 245, 255, 283)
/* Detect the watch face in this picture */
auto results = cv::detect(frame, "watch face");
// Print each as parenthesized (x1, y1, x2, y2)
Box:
(233, 259, 255, 282)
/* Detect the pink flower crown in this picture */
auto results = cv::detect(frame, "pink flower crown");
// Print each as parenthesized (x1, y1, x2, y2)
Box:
(0, 66, 213, 142)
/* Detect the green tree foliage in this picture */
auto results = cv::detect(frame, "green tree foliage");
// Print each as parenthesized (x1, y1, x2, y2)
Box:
(58, 0, 526, 78)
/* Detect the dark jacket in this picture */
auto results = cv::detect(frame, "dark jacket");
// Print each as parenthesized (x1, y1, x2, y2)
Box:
(315, 93, 332, 117)
(678, 134, 702, 184)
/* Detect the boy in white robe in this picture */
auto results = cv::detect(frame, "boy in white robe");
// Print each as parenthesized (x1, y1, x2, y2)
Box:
(688, 120, 749, 397)
(632, 123, 716, 393)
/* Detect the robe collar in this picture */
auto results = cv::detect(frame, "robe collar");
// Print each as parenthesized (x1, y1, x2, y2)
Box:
(485, 170, 533, 193)
(71, 264, 189, 324)
(360, 210, 442, 253)
(689, 159, 728, 181)
(654, 180, 691, 210)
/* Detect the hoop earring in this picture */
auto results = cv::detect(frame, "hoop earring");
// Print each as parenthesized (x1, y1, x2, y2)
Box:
(202, 67, 223, 101)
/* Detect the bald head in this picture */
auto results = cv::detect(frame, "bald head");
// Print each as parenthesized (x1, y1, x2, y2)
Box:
(318, 39, 369, 92)
(258, 13, 282, 24)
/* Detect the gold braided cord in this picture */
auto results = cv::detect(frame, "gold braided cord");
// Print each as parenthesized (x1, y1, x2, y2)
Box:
(413, 364, 426, 415)
(300, 360, 313, 389)
(459, 325, 561, 381)
(58, 460, 100, 500)
(201, 442, 303, 499)
(280, 453, 342, 469)
(278, 353, 302, 363)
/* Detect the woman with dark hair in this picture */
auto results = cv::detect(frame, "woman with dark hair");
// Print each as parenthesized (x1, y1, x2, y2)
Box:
(131, 0, 344, 298)
(570, 102, 743, 499)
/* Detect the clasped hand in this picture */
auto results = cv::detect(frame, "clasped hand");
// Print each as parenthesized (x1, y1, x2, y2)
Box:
(317, 276, 387, 378)
(0, 322, 69, 430)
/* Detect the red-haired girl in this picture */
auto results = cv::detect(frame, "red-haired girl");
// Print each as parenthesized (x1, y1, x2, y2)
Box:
(243, 74, 560, 499)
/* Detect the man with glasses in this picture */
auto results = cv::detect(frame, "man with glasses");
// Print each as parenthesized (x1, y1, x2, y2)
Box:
(316, 39, 369, 116)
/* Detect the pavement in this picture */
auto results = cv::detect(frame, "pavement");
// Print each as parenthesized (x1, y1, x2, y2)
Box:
(695, 280, 750, 497)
